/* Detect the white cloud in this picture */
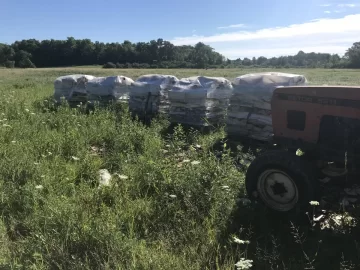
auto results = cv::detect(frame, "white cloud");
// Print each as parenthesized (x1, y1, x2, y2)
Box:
(338, 4, 356, 8)
(217, 24, 246, 30)
(309, 18, 328, 22)
(321, 3, 358, 14)
(172, 14, 360, 45)
(170, 14, 360, 59)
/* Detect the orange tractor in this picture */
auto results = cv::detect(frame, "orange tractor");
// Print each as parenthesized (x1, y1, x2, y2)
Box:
(245, 86, 360, 212)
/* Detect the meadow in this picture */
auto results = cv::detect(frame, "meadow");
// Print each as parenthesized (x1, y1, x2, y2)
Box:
(0, 67, 359, 270)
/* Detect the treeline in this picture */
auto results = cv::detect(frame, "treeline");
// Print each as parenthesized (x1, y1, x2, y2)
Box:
(0, 38, 224, 69)
(228, 42, 360, 69)
(228, 52, 347, 69)
(0, 37, 360, 69)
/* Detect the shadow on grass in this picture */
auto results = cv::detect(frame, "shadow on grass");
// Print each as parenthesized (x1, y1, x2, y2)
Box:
(216, 176, 360, 269)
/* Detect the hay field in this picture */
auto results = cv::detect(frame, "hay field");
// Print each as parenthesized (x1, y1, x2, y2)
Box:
(0, 67, 359, 269)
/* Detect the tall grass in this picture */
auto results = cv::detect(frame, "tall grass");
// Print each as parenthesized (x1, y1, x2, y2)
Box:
(0, 68, 359, 269)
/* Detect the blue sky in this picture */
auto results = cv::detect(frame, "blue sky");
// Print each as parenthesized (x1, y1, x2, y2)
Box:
(1, 0, 359, 59)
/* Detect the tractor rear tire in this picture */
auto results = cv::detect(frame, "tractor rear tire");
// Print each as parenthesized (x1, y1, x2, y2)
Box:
(245, 150, 317, 213)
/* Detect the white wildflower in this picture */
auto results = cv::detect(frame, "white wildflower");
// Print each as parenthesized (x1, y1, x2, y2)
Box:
(71, 156, 80, 161)
(117, 174, 128, 180)
(35, 185, 43, 190)
(235, 258, 253, 270)
(183, 159, 191, 163)
(309, 201, 320, 206)
(98, 169, 111, 187)
(191, 160, 200, 165)
(90, 146, 99, 151)
(169, 194, 177, 198)
(233, 236, 250, 245)
(313, 215, 325, 222)
(296, 149, 304, 156)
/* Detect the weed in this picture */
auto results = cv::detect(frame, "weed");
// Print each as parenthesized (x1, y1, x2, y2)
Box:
(0, 67, 359, 269)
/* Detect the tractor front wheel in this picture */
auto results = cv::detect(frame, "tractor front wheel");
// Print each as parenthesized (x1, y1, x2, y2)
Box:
(245, 150, 317, 213)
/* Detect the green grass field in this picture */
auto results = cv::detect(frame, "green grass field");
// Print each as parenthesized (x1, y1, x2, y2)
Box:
(0, 67, 359, 270)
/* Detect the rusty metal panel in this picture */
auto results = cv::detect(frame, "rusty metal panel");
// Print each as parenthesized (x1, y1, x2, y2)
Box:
(271, 86, 360, 143)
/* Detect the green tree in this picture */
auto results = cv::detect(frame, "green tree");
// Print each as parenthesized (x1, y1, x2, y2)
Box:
(1, 36, 354, 69)
(252, 57, 257, 65)
(256, 56, 268, 66)
(0, 44, 15, 65)
(190, 42, 210, 68)
(242, 58, 252, 66)
(14, 50, 36, 68)
(345, 42, 360, 68)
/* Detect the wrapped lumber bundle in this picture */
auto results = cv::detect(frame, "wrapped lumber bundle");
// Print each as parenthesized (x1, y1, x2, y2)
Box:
(226, 72, 308, 141)
(168, 76, 233, 126)
(129, 74, 179, 118)
(53, 74, 95, 103)
(86, 76, 134, 105)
